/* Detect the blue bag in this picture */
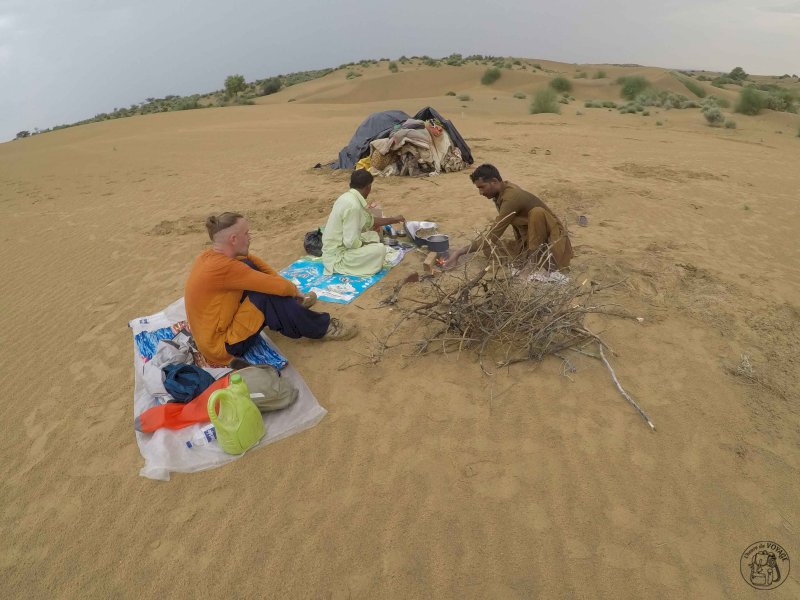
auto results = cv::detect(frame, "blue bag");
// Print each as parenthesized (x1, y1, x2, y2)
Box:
(162, 364, 215, 403)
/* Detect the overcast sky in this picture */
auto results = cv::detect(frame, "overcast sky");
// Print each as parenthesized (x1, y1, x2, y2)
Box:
(1, 0, 799, 142)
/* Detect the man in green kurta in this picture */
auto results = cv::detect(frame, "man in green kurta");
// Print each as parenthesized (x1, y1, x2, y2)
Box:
(322, 169, 405, 276)
(445, 164, 573, 271)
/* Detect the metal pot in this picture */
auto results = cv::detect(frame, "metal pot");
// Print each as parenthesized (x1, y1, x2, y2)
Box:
(426, 234, 449, 253)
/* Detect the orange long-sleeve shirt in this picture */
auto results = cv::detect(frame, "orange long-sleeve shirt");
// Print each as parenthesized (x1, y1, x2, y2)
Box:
(184, 249, 298, 365)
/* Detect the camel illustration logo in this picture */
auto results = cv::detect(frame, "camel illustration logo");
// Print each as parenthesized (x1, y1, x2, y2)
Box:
(740, 541, 790, 590)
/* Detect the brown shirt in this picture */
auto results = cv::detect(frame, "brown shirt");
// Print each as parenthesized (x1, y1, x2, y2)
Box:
(469, 182, 558, 252)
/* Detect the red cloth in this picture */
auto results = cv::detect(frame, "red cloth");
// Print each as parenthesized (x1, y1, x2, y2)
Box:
(137, 374, 231, 432)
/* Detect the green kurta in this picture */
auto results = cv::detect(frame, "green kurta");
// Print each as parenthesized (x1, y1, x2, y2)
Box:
(321, 189, 387, 276)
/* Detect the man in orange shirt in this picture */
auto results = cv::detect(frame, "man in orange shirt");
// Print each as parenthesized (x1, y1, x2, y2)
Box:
(185, 212, 357, 367)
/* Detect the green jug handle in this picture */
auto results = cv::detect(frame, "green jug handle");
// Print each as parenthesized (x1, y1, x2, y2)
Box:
(208, 389, 224, 425)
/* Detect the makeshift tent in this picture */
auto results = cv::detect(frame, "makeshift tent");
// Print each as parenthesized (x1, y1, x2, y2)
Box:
(331, 107, 473, 171)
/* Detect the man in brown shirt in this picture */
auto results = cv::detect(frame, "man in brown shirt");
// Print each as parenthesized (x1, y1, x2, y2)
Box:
(445, 164, 573, 270)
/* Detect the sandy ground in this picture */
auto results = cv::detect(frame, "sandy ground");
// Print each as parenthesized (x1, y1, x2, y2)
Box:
(1, 61, 799, 598)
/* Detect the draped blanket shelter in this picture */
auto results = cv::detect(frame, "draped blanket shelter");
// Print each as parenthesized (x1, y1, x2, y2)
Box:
(330, 107, 473, 176)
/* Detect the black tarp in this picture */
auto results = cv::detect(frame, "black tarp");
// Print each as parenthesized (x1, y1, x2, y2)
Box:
(330, 107, 473, 170)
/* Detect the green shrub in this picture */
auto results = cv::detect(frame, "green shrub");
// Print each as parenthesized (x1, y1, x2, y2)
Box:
(707, 95, 730, 108)
(422, 56, 440, 67)
(444, 53, 464, 66)
(550, 77, 572, 92)
(261, 77, 282, 95)
(602, 100, 617, 108)
(458, 94, 471, 101)
(656, 121, 663, 126)
(445, 91, 456, 96)
(728, 66, 748, 81)
(617, 76, 649, 100)
(530, 88, 560, 114)
(735, 87, 764, 115)
(593, 70, 607, 79)
(346, 70, 362, 80)
(678, 76, 706, 98)
(224, 74, 246, 97)
(703, 107, 724, 126)
(724, 119, 737, 129)
(642, 110, 650, 116)
(388, 61, 399, 73)
(481, 67, 502, 85)
(513, 91, 527, 99)
(532, 63, 542, 69)
(763, 89, 799, 113)
(575, 71, 588, 79)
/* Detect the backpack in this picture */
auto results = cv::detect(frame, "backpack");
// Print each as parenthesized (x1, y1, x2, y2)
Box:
(304, 228, 323, 257)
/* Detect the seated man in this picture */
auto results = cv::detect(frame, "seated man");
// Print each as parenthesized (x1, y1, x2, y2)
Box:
(185, 212, 356, 367)
(445, 164, 573, 271)
(322, 169, 405, 276)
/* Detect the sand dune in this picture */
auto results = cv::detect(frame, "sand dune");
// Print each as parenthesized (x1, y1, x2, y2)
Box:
(1, 59, 798, 598)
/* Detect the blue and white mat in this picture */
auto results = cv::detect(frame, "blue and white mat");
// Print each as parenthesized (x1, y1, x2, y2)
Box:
(280, 246, 413, 304)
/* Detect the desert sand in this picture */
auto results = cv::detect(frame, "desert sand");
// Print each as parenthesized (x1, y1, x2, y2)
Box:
(1, 60, 798, 598)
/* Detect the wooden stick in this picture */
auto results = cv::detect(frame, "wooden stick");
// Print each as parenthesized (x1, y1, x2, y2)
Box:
(598, 345, 656, 431)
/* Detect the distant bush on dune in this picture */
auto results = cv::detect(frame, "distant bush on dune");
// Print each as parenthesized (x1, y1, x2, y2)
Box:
(725, 119, 737, 129)
(458, 94, 472, 101)
(674, 74, 706, 98)
(550, 77, 572, 92)
(530, 88, 560, 114)
(481, 67, 502, 85)
(574, 71, 587, 79)
(735, 87, 765, 115)
(388, 61, 399, 73)
(513, 91, 527, 99)
(445, 91, 456, 96)
(593, 70, 607, 79)
(261, 77, 282, 95)
(702, 106, 724, 126)
(617, 76, 649, 100)
(346, 70, 362, 80)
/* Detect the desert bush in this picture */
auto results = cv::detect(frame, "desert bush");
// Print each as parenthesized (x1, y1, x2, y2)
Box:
(458, 94, 472, 101)
(422, 56, 440, 67)
(703, 107, 724, 126)
(346, 70, 362, 80)
(530, 88, 560, 114)
(444, 53, 464, 66)
(575, 71, 587, 79)
(15, 131, 30, 139)
(593, 70, 607, 79)
(735, 87, 764, 115)
(224, 74, 246, 97)
(642, 110, 650, 116)
(678, 76, 706, 98)
(602, 100, 617, 108)
(550, 77, 572, 92)
(532, 63, 542, 69)
(261, 77, 282, 95)
(445, 91, 456, 96)
(656, 121, 663, 126)
(481, 67, 502, 85)
(617, 76, 649, 100)
(513, 91, 527, 99)
(763, 89, 799, 113)
(584, 100, 598, 108)
(388, 61, 399, 73)
(725, 119, 737, 129)
(728, 66, 748, 82)
(707, 95, 730, 108)
(399, 55, 409, 63)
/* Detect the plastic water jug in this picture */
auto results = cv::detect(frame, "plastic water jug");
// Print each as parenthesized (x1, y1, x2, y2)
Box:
(207, 373, 265, 455)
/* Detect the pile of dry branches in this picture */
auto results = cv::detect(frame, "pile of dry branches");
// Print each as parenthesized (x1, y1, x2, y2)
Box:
(362, 239, 656, 430)
(380, 245, 622, 373)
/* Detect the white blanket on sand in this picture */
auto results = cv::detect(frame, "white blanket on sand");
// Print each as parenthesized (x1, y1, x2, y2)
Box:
(129, 298, 327, 481)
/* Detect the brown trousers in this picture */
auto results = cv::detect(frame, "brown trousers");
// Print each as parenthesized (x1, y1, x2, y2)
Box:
(527, 207, 573, 269)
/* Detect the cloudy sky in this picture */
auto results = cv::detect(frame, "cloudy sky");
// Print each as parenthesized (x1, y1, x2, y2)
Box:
(1, 0, 798, 142)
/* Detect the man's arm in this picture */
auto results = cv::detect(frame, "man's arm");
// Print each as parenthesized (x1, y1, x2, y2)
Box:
(224, 258, 298, 297)
(444, 211, 517, 269)
(372, 214, 405, 228)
